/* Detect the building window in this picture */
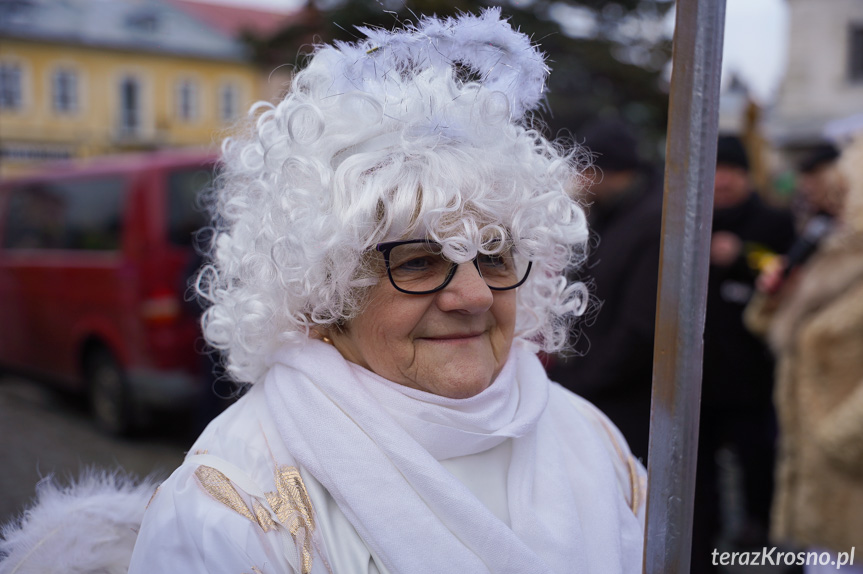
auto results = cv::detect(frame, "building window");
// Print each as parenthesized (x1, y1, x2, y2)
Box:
(176, 79, 198, 122)
(52, 68, 78, 113)
(850, 25, 863, 82)
(119, 76, 140, 134)
(0, 0, 36, 25)
(126, 11, 159, 34)
(0, 63, 22, 110)
(219, 82, 239, 123)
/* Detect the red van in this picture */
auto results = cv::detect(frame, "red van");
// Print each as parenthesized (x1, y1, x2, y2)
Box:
(0, 151, 217, 434)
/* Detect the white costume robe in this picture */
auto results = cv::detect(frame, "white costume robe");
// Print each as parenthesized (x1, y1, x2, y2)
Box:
(129, 341, 646, 574)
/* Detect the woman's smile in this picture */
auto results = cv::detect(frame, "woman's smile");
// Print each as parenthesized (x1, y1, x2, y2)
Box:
(418, 331, 485, 341)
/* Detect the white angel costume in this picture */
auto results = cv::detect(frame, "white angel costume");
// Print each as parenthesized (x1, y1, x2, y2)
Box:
(128, 340, 645, 574)
(127, 10, 647, 573)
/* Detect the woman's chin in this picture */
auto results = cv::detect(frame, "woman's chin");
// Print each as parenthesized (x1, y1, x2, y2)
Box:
(414, 362, 497, 399)
(438, 380, 492, 399)
(406, 338, 508, 398)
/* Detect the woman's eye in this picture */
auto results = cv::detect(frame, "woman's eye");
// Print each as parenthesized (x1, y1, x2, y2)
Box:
(396, 256, 433, 271)
(478, 254, 507, 268)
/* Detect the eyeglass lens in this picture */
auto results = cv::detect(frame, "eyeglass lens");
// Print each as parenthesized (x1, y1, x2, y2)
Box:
(386, 241, 529, 293)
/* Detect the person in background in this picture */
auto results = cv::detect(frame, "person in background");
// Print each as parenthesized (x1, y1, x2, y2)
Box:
(746, 132, 862, 574)
(547, 118, 663, 463)
(795, 144, 842, 227)
(750, 144, 845, 305)
(692, 135, 796, 573)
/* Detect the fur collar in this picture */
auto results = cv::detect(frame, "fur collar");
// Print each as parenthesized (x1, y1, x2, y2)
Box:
(769, 229, 863, 352)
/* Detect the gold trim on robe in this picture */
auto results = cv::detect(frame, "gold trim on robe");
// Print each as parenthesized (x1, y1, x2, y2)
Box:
(194, 464, 316, 574)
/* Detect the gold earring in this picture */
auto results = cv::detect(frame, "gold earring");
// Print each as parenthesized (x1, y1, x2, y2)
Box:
(321, 335, 332, 344)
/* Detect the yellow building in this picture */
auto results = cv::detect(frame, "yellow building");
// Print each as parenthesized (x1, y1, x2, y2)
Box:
(0, 0, 262, 178)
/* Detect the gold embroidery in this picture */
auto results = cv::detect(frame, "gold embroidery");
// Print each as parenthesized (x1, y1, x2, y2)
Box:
(596, 415, 641, 516)
(626, 455, 640, 515)
(279, 467, 316, 530)
(194, 465, 256, 523)
(266, 466, 315, 574)
(252, 499, 277, 532)
(146, 485, 161, 509)
(194, 462, 316, 574)
(259, 425, 325, 573)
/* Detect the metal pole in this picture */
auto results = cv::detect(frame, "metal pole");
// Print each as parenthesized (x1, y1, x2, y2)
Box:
(643, 0, 726, 573)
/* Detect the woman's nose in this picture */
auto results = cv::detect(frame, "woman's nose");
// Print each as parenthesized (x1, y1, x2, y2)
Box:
(435, 261, 494, 313)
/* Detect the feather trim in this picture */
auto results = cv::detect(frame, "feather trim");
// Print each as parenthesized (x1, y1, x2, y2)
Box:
(0, 470, 159, 574)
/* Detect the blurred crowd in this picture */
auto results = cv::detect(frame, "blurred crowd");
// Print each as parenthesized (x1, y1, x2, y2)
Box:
(551, 119, 863, 573)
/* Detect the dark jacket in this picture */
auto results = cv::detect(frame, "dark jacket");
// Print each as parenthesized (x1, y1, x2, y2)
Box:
(702, 193, 796, 411)
(549, 171, 663, 461)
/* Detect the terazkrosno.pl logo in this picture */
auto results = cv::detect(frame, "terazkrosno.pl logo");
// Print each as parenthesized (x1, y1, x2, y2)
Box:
(712, 547, 856, 569)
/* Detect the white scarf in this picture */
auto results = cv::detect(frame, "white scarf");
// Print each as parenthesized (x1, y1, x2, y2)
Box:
(264, 339, 638, 574)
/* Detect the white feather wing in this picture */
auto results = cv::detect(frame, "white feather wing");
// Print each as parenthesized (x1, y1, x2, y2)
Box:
(0, 471, 159, 574)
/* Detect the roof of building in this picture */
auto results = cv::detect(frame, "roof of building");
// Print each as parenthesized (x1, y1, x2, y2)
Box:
(0, 0, 249, 61)
(165, 0, 296, 40)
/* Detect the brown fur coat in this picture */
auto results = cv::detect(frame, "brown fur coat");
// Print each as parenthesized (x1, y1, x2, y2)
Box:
(758, 229, 863, 552)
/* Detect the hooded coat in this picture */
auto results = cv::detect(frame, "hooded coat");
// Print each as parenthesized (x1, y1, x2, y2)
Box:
(748, 229, 863, 553)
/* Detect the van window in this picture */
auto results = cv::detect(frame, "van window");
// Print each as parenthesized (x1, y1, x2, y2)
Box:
(167, 168, 212, 246)
(3, 177, 126, 250)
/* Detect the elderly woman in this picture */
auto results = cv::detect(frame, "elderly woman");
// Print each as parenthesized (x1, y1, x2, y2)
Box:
(128, 10, 645, 574)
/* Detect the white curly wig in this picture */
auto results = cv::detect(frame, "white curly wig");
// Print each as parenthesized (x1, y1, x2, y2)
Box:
(199, 8, 591, 383)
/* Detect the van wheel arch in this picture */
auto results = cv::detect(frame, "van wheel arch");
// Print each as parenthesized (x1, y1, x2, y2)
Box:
(82, 342, 136, 436)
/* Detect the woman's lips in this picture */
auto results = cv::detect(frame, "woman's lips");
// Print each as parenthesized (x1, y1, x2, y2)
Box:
(419, 332, 484, 341)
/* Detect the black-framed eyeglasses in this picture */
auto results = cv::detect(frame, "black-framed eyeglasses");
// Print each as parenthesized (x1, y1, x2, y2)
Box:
(375, 239, 533, 295)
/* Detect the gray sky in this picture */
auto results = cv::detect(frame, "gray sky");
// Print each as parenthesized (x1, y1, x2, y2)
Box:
(721, 0, 787, 104)
(194, 0, 788, 105)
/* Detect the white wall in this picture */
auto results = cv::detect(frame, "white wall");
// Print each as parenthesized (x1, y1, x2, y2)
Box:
(769, 0, 863, 146)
